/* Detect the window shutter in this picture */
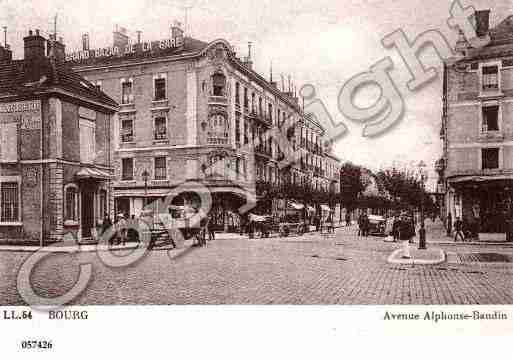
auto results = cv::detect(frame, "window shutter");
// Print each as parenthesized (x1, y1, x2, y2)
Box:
(0, 122, 18, 162)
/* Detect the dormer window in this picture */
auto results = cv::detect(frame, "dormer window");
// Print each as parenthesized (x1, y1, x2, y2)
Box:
(212, 72, 226, 97)
(482, 65, 499, 91)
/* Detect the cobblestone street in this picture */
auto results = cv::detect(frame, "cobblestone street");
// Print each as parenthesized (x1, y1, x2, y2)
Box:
(2, 222, 513, 305)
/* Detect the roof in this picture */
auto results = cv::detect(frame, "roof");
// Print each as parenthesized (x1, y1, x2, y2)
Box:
(0, 58, 118, 109)
(488, 15, 513, 46)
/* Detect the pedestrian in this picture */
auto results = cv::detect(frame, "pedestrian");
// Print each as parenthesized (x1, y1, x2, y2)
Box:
(392, 214, 400, 242)
(116, 213, 128, 246)
(447, 212, 452, 237)
(101, 212, 112, 236)
(399, 213, 411, 242)
(362, 212, 370, 237)
(207, 214, 215, 241)
(345, 211, 351, 227)
(357, 212, 363, 237)
(454, 217, 465, 242)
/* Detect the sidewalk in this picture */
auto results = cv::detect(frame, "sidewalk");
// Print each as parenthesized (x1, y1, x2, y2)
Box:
(0, 241, 140, 253)
(423, 219, 513, 246)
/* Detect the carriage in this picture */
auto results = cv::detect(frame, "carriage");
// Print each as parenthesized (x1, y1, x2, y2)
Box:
(143, 206, 210, 249)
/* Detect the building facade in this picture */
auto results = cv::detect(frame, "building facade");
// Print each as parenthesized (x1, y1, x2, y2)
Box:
(441, 10, 513, 233)
(0, 30, 117, 243)
(67, 25, 340, 230)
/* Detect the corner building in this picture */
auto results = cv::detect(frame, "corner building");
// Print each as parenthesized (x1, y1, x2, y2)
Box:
(442, 10, 513, 235)
(0, 30, 117, 243)
(69, 25, 340, 230)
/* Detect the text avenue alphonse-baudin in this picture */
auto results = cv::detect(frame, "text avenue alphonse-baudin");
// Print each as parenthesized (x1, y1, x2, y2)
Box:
(384, 311, 507, 323)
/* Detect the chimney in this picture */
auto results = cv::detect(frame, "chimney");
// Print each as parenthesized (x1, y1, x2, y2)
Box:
(0, 44, 12, 62)
(24, 29, 46, 62)
(243, 42, 253, 69)
(475, 9, 490, 37)
(82, 33, 90, 51)
(47, 34, 66, 62)
(171, 21, 184, 42)
(113, 25, 129, 48)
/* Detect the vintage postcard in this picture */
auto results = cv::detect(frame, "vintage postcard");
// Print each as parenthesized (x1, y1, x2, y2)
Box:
(0, 0, 512, 356)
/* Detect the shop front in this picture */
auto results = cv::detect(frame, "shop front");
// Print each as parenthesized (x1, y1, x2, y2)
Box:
(448, 175, 513, 234)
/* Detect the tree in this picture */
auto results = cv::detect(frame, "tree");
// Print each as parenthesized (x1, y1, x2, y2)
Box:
(339, 162, 371, 214)
(375, 167, 425, 209)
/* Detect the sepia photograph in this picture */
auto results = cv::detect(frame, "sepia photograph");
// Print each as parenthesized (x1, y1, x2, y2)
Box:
(1, 0, 513, 307)
(1, 1, 513, 353)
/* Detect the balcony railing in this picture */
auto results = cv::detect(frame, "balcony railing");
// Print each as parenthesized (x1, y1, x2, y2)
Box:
(207, 137, 229, 145)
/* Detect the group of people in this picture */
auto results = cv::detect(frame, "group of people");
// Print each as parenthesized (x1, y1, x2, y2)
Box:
(97, 212, 133, 246)
(390, 212, 416, 243)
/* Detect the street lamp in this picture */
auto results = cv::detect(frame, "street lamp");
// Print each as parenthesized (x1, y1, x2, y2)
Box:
(141, 169, 150, 207)
(417, 161, 428, 250)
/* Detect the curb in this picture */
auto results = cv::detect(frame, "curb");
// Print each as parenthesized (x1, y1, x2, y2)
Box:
(387, 248, 446, 265)
(0, 242, 140, 253)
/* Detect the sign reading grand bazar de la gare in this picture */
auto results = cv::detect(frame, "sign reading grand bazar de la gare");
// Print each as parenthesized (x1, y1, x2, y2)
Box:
(65, 35, 184, 62)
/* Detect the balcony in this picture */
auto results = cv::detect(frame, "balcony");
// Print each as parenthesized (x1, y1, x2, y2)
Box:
(209, 95, 228, 106)
(207, 136, 230, 145)
(478, 130, 504, 142)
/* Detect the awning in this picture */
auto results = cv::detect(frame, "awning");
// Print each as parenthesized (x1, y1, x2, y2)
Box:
(75, 167, 111, 180)
(320, 204, 332, 212)
(448, 174, 513, 183)
(288, 202, 304, 210)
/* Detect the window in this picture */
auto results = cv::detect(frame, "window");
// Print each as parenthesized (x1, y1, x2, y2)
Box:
(251, 93, 256, 113)
(154, 157, 167, 180)
(121, 81, 133, 104)
(65, 185, 78, 222)
(235, 82, 240, 105)
(122, 158, 134, 180)
(235, 116, 241, 144)
(244, 88, 248, 109)
(154, 117, 167, 140)
(99, 189, 107, 217)
(121, 119, 134, 142)
(482, 65, 498, 91)
(1, 182, 19, 222)
(95, 81, 102, 92)
(212, 72, 226, 97)
(482, 105, 499, 131)
(482, 148, 499, 169)
(258, 97, 262, 115)
(154, 77, 166, 101)
(268, 103, 273, 122)
(79, 119, 95, 164)
(207, 114, 229, 144)
(0, 122, 18, 163)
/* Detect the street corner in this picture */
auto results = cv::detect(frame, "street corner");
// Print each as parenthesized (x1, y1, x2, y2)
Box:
(387, 246, 446, 265)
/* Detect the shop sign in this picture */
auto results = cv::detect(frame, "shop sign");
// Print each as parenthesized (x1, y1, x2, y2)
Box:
(0, 100, 41, 130)
(65, 35, 184, 62)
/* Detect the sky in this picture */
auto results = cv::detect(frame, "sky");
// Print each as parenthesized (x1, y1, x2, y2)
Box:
(2, 0, 513, 190)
